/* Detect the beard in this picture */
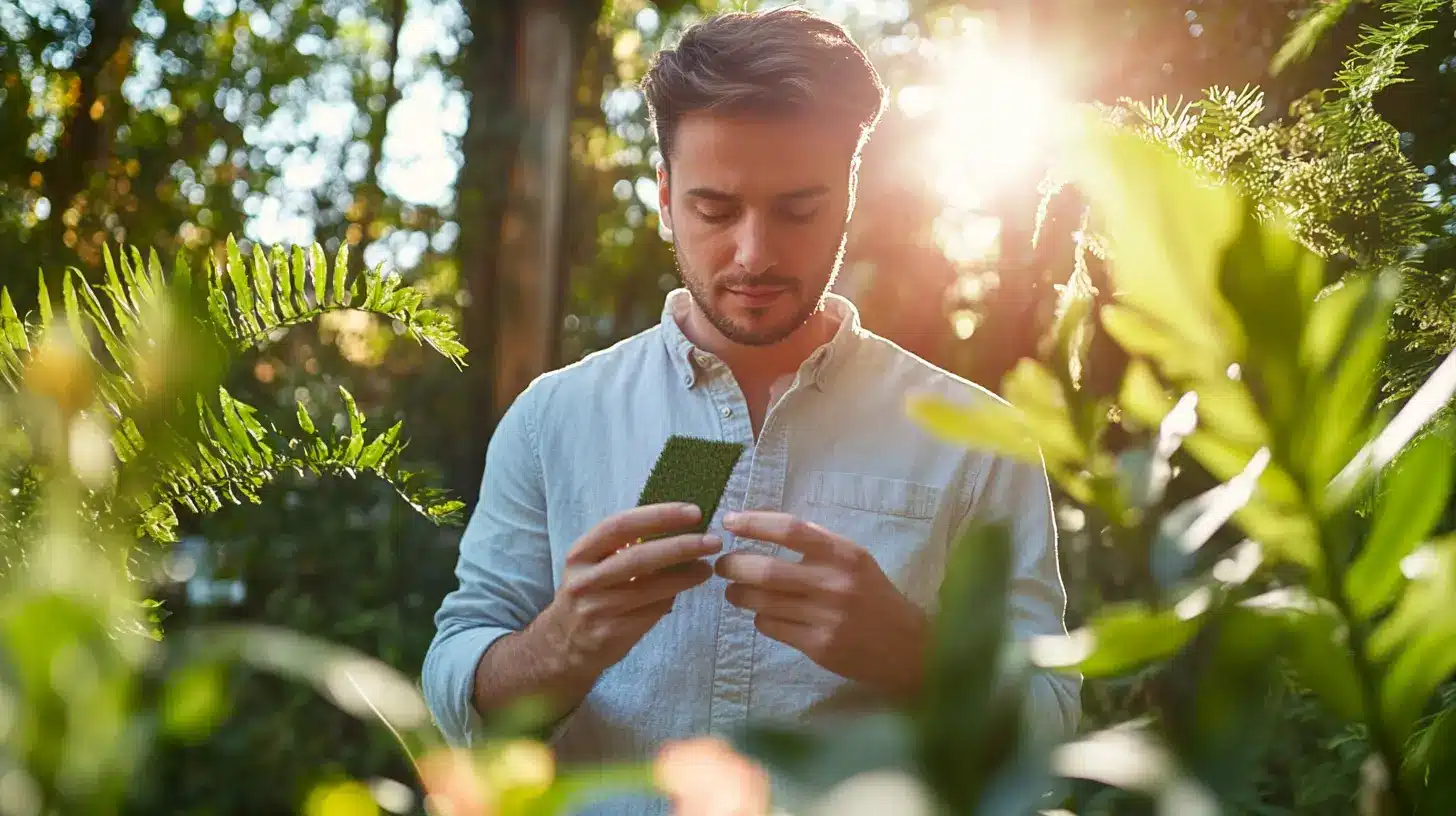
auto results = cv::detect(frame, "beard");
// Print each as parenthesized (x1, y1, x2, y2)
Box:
(674, 239, 845, 348)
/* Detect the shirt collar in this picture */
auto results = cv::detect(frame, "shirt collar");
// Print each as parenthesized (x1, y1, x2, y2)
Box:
(659, 287, 864, 391)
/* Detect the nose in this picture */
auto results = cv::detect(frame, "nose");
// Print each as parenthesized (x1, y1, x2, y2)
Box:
(732, 212, 776, 276)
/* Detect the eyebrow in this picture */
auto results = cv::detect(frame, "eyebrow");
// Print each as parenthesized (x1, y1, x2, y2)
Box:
(684, 185, 830, 202)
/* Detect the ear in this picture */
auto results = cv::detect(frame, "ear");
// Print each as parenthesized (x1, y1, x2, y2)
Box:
(657, 163, 674, 234)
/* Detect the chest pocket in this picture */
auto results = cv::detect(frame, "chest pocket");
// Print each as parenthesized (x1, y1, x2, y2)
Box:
(806, 470, 941, 519)
(801, 471, 946, 600)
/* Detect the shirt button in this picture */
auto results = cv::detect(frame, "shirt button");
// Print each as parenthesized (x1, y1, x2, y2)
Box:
(683, 373, 693, 385)
(720, 406, 733, 418)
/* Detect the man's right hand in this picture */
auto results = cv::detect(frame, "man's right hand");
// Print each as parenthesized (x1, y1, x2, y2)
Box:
(534, 502, 720, 684)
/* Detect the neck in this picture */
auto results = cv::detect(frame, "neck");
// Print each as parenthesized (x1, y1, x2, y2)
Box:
(681, 299, 838, 386)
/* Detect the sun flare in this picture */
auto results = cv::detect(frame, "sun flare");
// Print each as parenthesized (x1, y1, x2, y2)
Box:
(901, 27, 1068, 214)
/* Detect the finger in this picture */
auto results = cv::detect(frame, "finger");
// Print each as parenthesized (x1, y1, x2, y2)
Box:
(724, 584, 824, 625)
(714, 552, 832, 595)
(753, 615, 817, 652)
(588, 534, 722, 586)
(592, 561, 714, 615)
(569, 503, 703, 564)
(722, 511, 843, 561)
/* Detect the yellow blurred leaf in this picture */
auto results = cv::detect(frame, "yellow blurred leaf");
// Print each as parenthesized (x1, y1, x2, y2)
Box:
(304, 780, 379, 816)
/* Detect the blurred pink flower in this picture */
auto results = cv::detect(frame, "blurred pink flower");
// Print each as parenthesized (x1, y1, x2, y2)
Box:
(417, 748, 493, 816)
(654, 737, 771, 816)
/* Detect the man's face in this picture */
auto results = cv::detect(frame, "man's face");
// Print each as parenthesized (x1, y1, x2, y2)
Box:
(658, 111, 856, 347)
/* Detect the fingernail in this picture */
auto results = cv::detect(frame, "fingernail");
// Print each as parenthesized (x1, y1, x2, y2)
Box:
(724, 512, 739, 525)
(702, 534, 722, 551)
(682, 503, 702, 518)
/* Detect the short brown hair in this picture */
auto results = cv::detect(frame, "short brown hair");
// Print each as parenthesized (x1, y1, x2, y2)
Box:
(640, 6, 886, 173)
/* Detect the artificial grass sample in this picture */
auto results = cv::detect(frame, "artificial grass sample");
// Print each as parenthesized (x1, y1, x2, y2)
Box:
(636, 435, 744, 534)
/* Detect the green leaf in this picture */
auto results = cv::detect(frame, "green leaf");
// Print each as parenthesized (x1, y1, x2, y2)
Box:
(226, 235, 261, 337)
(1301, 270, 1400, 495)
(1118, 359, 1174, 430)
(907, 392, 1043, 463)
(37, 271, 52, 326)
(918, 521, 1028, 810)
(251, 244, 280, 326)
(163, 661, 227, 740)
(311, 243, 327, 307)
(1065, 113, 1240, 361)
(1370, 539, 1456, 744)
(296, 401, 316, 435)
(0, 289, 27, 350)
(271, 245, 294, 318)
(1216, 206, 1323, 440)
(333, 242, 349, 306)
(1000, 359, 1088, 466)
(1033, 601, 1204, 678)
(357, 422, 403, 470)
(1348, 432, 1454, 620)
(340, 386, 364, 465)
(1328, 342, 1456, 511)
(1234, 592, 1363, 722)
(1271, 0, 1356, 75)
(290, 245, 308, 313)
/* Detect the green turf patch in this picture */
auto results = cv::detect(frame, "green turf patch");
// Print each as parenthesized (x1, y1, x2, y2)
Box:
(636, 435, 744, 534)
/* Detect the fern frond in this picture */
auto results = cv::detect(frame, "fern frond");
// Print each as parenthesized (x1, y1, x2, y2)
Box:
(1272, 0, 1359, 75)
(0, 235, 470, 549)
(207, 235, 467, 366)
(133, 385, 463, 543)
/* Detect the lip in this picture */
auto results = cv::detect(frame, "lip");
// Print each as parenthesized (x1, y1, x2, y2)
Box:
(725, 285, 789, 307)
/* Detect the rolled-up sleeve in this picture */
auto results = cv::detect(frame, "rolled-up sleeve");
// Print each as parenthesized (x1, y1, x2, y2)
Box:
(964, 451, 1083, 745)
(422, 383, 555, 746)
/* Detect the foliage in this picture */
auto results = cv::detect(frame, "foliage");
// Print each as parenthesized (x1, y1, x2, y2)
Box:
(0, 254, 464, 814)
(905, 113, 1456, 813)
(0, 236, 465, 577)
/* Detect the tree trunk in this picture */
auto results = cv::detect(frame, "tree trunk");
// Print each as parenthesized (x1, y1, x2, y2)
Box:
(350, 0, 407, 280)
(454, 0, 602, 493)
(42, 0, 137, 233)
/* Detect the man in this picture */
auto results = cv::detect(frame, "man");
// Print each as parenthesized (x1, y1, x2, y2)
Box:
(422, 6, 1080, 812)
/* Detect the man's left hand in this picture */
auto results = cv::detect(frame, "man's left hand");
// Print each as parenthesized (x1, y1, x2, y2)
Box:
(714, 511, 929, 702)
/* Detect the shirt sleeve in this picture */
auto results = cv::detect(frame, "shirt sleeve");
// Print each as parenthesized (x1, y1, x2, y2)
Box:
(421, 383, 556, 746)
(962, 450, 1083, 746)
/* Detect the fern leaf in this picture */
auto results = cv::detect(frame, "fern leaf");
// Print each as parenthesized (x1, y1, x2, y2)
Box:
(311, 244, 327, 308)
(340, 386, 365, 465)
(332, 242, 349, 307)
(272, 245, 295, 319)
(251, 243, 280, 326)
(357, 421, 403, 470)
(145, 248, 166, 301)
(1272, 0, 1356, 75)
(115, 245, 143, 305)
(100, 246, 139, 338)
(0, 289, 29, 388)
(290, 245, 308, 314)
(205, 252, 238, 342)
(226, 235, 262, 337)
(295, 401, 316, 435)
(36, 272, 52, 327)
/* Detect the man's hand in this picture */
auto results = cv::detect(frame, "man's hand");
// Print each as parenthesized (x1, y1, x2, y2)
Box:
(473, 502, 720, 721)
(536, 502, 721, 684)
(715, 511, 930, 702)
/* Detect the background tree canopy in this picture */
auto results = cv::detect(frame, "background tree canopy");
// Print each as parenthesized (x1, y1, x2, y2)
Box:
(2, 0, 1455, 813)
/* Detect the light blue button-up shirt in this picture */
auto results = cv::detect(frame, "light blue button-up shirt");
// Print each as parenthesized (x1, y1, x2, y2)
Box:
(422, 289, 1080, 813)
